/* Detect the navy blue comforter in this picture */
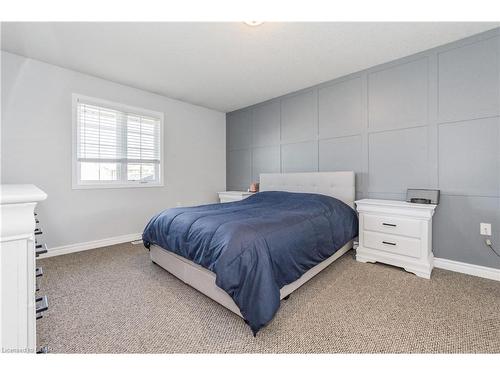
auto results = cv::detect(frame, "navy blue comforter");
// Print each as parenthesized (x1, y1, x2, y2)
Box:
(142, 191, 358, 334)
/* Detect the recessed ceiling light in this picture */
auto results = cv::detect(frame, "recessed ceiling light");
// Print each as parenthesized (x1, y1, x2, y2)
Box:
(244, 21, 264, 27)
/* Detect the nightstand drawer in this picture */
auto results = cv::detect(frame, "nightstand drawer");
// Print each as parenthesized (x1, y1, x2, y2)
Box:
(364, 214, 421, 238)
(363, 231, 420, 258)
(218, 191, 254, 203)
(219, 195, 242, 203)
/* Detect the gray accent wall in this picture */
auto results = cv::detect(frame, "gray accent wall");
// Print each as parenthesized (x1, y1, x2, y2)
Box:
(226, 28, 500, 269)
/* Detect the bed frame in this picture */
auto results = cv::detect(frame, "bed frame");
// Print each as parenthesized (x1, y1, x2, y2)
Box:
(150, 171, 356, 318)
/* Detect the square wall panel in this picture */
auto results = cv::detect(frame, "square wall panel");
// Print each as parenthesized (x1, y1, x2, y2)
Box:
(281, 90, 317, 142)
(319, 77, 364, 138)
(227, 110, 252, 150)
(368, 127, 430, 193)
(252, 101, 280, 147)
(319, 135, 363, 191)
(438, 36, 499, 122)
(367, 192, 405, 201)
(281, 141, 318, 173)
(355, 191, 367, 200)
(438, 117, 499, 196)
(433, 195, 500, 268)
(227, 149, 251, 190)
(252, 145, 280, 182)
(368, 58, 428, 131)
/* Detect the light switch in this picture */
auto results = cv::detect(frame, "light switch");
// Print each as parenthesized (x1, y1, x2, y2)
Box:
(480, 223, 491, 236)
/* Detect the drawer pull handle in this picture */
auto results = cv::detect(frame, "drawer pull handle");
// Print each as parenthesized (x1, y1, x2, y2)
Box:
(36, 244, 48, 257)
(382, 241, 397, 246)
(36, 295, 49, 314)
(34, 228, 43, 235)
(37, 346, 49, 354)
(36, 267, 43, 278)
(382, 223, 397, 227)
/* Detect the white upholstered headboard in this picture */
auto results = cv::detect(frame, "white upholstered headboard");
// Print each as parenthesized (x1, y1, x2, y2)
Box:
(260, 171, 355, 208)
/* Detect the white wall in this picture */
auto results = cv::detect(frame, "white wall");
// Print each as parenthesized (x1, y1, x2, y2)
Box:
(1, 51, 226, 249)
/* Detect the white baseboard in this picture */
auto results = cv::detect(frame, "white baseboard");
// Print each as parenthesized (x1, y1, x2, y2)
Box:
(434, 257, 500, 281)
(39, 233, 142, 258)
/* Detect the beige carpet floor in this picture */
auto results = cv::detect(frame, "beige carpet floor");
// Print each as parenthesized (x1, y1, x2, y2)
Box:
(36, 242, 500, 353)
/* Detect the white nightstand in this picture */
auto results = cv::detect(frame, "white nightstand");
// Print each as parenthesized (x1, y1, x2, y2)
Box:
(218, 191, 254, 203)
(355, 199, 437, 279)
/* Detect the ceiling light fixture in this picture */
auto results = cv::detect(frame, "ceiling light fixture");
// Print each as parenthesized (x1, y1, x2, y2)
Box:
(244, 21, 264, 27)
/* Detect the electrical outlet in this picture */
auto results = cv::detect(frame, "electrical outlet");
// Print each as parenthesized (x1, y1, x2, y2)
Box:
(480, 223, 491, 236)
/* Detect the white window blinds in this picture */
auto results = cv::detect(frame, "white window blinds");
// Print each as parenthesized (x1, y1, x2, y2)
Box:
(77, 101, 161, 165)
(73, 95, 163, 188)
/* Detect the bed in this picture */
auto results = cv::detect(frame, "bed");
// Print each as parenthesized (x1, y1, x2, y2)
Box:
(142, 171, 358, 335)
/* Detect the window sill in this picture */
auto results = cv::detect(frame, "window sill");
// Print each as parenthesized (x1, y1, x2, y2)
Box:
(72, 182, 164, 190)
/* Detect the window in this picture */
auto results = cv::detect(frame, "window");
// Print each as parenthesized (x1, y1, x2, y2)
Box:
(72, 94, 164, 189)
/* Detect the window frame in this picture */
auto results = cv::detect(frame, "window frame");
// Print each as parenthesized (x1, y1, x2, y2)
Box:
(72, 94, 165, 189)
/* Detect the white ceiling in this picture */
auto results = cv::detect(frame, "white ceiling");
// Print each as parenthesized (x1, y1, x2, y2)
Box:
(1, 22, 498, 112)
